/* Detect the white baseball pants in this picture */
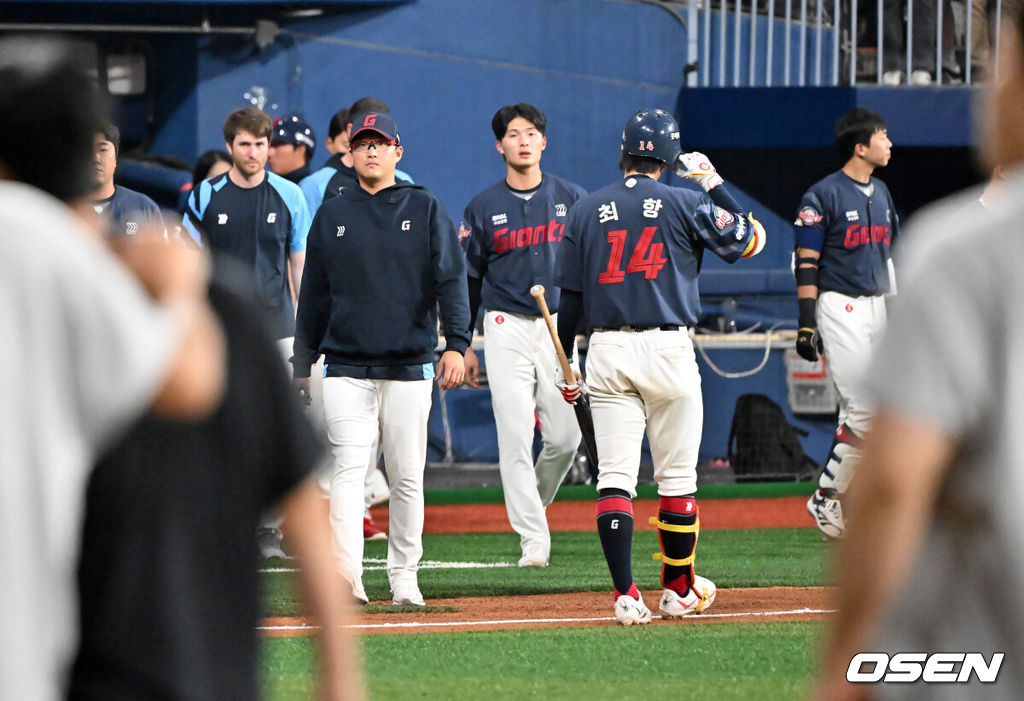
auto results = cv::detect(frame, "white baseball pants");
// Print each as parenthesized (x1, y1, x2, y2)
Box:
(484, 310, 581, 552)
(816, 291, 887, 491)
(585, 328, 702, 498)
(321, 377, 432, 594)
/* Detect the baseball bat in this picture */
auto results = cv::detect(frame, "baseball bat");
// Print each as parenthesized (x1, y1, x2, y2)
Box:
(529, 284, 599, 468)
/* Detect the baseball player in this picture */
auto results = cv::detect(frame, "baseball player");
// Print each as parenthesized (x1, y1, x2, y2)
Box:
(300, 107, 350, 215)
(554, 109, 766, 625)
(182, 106, 312, 558)
(268, 114, 317, 185)
(293, 111, 470, 606)
(462, 103, 586, 567)
(90, 122, 163, 238)
(795, 108, 898, 540)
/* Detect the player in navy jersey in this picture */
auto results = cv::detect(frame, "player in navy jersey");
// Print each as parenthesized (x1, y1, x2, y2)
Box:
(89, 123, 162, 238)
(554, 108, 766, 625)
(182, 107, 311, 342)
(293, 111, 469, 607)
(462, 103, 586, 568)
(182, 107, 311, 559)
(795, 108, 898, 540)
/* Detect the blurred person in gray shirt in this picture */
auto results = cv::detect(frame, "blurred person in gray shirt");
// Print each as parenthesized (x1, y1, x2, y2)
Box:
(816, 9, 1024, 700)
(0, 36, 225, 700)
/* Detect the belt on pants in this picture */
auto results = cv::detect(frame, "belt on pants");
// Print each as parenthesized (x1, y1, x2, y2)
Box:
(592, 324, 681, 333)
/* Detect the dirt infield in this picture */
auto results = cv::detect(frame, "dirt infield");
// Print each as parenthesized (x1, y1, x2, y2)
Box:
(261, 496, 829, 637)
(380, 495, 813, 535)
(262, 587, 834, 637)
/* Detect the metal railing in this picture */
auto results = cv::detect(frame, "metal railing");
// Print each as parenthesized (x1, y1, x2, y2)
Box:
(681, 0, 1004, 87)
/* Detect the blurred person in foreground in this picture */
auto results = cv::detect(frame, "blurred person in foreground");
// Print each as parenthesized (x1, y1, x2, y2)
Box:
(0, 36, 226, 700)
(815, 11, 1024, 700)
(69, 254, 363, 701)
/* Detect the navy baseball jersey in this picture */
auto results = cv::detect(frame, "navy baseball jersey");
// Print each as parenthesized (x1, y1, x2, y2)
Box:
(464, 174, 586, 316)
(293, 181, 470, 380)
(794, 170, 899, 296)
(182, 171, 311, 339)
(554, 175, 752, 328)
(92, 185, 163, 238)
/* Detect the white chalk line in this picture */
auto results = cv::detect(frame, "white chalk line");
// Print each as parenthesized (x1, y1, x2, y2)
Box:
(259, 607, 836, 632)
(261, 557, 515, 574)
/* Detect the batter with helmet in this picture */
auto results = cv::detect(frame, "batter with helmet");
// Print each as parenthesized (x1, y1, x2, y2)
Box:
(461, 102, 587, 568)
(554, 108, 766, 625)
(795, 108, 898, 539)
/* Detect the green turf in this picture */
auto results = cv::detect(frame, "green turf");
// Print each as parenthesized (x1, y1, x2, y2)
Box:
(264, 621, 823, 700)
(424, 480, 816, 505)
(262, 528, 829, 616)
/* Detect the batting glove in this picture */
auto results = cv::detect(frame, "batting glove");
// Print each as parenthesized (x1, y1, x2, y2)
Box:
(796, 327, 824, 362)
(675, 151, 724, 192)
(554, 361, 584, 406)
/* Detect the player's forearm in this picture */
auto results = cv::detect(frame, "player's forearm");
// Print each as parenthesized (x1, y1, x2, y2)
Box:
(281, 479, 364, 701)
(289, 252, 306, 302)
(466, 275, 483, 335)
(556, 290, 583, 362)
(823, 413, 954, 684)
(705, 182, 743, 215)
(151, 295, 227, 418)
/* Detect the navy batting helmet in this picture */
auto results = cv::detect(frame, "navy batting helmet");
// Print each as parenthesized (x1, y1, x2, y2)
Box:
(621, 109, 680, 165)
(272, 114, 316, 152)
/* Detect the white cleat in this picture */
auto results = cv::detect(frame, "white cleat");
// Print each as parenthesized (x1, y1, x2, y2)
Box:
(806, 489, 844, 539)
(517, 544, 550, 568)
(391, 582, 425, 607)
(659, 575, 717, 618)
(614, 593, 652, 626)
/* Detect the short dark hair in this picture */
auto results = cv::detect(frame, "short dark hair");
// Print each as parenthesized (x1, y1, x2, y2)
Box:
(97, 121, 121, 156)
(347, 97, 389, 124)
(835, 108, 887, 161)
(0, 36, 108, 201)
(191, 149, 231, 189)
(328, 108, 350, 139)
(618, 152, 663, 175)
(223, 107, 272, 143)
(491, 103, 547, 140)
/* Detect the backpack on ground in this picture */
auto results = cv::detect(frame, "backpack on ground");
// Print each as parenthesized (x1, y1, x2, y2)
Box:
(726, 393, 818, 481)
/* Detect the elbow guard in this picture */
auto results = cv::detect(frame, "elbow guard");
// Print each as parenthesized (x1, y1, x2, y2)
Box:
(741, 213, 766, 258)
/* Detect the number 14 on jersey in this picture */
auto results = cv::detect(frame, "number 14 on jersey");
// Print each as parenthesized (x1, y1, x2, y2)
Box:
(598, 227, 667, 284)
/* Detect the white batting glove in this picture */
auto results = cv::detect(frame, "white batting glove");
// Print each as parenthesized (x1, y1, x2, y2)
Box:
(554, 360, 584, 406)
(675, 152, 724, 192)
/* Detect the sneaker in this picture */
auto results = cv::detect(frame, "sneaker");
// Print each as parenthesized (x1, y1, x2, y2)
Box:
(517, 544, 550, 568)
(257, 527, 288, 560)
(363, 516, 387, 541)
(882, 70, 904, 86)
(910, 69, 932, 85)
(392, 581, 425, 606)
(807, 488, 844, 539)
(659, 575, 717, 618)
(614, 593, 652, 626)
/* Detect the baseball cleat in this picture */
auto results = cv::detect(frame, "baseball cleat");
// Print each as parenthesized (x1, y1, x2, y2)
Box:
(659, 575, 717, 618)
(614, 593, 652, 626)
(363, 516, 388, 541)
(391, 582, 425, 607)
(517, 544, 550, 568)
(257, 527, 289, 560)
(806, 488, 844, 539)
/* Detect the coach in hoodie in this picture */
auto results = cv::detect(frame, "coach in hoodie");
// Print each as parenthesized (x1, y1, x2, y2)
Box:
(293, 112, 469, 607)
